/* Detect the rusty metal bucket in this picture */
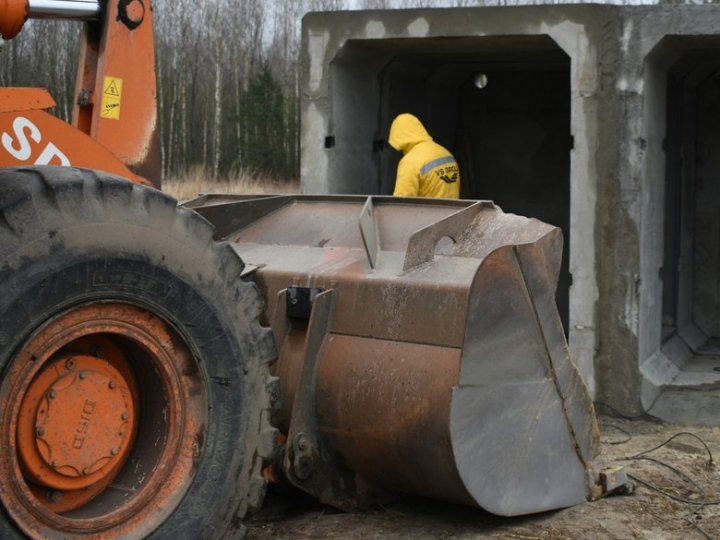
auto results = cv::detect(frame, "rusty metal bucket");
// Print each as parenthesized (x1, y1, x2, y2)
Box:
(187, 195, 600, 516)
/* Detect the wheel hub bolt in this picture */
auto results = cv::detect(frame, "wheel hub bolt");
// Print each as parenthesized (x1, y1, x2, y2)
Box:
(36, 426, 45, 437)
(65, 358, 75, 370)
(48, 390, 56, 399)
(109, 380, 117, 389)
(46, 490, 64, 504)
(121, 412, 129, 421)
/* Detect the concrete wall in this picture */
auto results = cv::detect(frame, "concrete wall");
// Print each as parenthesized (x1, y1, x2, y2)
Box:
(300, 5, 720, 423)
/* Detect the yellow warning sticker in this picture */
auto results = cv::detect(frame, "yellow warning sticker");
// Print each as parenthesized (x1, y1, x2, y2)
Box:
(101, 76, 123, 120)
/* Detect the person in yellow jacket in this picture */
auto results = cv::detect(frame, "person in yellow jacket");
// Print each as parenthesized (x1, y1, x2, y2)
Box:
(388, 113, 460, 198)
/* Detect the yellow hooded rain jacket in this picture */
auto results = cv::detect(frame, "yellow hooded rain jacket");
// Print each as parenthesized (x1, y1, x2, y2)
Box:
(389, 113, 460, 199)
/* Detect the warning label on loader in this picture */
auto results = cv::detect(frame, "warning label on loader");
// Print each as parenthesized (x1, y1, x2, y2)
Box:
(101, 76, 123, 120)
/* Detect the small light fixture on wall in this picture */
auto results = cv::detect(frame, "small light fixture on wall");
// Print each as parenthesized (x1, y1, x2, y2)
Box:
(473, 72, 488, 89)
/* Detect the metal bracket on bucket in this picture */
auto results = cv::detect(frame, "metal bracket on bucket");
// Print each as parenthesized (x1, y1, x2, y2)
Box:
(282, 288, 372, 511)
(359, 197, 380, 269)
(402, 201, 492, 271)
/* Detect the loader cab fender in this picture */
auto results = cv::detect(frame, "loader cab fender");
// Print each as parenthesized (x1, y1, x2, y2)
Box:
(0, 90, 147, 184)
(1, 115, 70, 166)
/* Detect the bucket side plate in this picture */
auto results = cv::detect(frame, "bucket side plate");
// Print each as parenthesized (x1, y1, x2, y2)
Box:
(451, 236, 598, 516)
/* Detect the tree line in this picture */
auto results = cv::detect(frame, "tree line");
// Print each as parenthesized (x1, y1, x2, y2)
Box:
(1, 0, 679, 181)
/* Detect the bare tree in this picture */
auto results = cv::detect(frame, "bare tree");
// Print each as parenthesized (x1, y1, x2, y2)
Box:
(210, 2, 223, 178)
(1, 0, 362, 181)
(0, 20, 80, 121)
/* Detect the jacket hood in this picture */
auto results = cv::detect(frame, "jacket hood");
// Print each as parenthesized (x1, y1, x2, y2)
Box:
(389, 113, 432, 153)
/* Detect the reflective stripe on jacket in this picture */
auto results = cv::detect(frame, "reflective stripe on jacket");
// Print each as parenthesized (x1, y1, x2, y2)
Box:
(389, 113, 460, 199)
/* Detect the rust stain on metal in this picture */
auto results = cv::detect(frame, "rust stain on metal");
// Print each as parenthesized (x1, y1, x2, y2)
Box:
(190, 194, 601, 516)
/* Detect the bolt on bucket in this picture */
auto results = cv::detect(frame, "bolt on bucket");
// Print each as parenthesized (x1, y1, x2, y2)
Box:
(188, 194, 600, 516)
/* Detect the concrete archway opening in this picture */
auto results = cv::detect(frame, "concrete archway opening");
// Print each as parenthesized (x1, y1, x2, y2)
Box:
(643, 37, 720, 424)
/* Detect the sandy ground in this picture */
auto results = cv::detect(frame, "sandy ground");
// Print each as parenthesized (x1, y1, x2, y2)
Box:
(247, 415, 720, 540)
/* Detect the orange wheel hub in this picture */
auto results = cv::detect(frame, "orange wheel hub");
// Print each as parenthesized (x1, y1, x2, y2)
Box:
(17, 354, 136, 492)
(0, 302, 206, 538)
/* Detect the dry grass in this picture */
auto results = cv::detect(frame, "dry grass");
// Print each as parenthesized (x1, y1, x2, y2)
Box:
(162, 166, 300, 201)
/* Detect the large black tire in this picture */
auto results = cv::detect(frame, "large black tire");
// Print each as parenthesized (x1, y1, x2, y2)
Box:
(0, 167, 278, 539)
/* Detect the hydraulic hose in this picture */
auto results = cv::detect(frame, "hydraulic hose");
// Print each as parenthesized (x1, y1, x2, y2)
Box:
(27, 0, 100, 19)
(1, 0, 99, 39)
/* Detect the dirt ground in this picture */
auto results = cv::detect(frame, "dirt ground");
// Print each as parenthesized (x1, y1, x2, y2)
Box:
(247, 415, 720, 540)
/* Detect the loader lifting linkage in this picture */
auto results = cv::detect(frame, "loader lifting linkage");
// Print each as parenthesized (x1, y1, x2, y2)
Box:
(0, 1, 619, 538)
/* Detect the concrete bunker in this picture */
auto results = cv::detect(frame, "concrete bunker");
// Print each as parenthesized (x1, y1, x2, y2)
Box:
(330, 35, 571, 327)
(642, 36, 720, 423)
(303, 5, 720, 423)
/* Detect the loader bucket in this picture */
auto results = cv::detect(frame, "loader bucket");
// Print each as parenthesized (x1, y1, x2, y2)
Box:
(186, 195, 600, 516)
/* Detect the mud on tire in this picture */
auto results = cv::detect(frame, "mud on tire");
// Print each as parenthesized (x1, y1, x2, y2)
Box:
(0, 167, 278, 539)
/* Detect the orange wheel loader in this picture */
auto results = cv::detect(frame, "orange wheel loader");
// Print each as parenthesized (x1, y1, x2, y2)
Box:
(0, 1, 617, 538)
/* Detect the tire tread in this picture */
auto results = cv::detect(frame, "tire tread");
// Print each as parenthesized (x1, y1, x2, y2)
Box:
(0, 166, 278, 539)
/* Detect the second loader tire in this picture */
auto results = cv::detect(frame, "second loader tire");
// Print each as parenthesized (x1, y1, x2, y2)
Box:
(0, 167, 278, 539)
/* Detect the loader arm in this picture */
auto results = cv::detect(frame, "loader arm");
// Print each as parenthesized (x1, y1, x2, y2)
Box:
(0, 0, 160, 185)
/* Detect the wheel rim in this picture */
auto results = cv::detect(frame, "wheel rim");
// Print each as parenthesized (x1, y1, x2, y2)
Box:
(0, 302, 207, 537)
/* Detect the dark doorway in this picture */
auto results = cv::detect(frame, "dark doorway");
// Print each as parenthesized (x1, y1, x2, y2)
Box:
(663, 49, 720, 355)
(377, 37, 571, 329)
